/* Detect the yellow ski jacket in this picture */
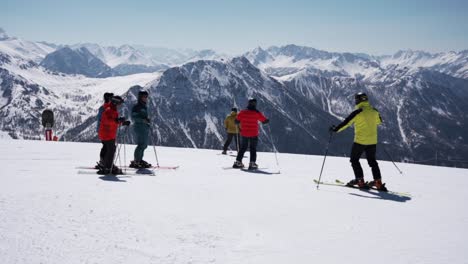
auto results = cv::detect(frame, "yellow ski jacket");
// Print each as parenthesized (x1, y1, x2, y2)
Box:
(335, 101, 382, 145)
(224, 112, 239, 134)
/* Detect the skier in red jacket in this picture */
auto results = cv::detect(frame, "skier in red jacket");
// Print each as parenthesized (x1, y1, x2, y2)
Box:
(95, 92, 113, 169)
(233, 98, 269, 170)
(97, 95, 131, 175)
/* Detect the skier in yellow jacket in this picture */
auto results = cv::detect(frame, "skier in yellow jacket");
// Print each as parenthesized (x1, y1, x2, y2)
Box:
(330, 93, 386, 191)
(222, 107, 240, 154)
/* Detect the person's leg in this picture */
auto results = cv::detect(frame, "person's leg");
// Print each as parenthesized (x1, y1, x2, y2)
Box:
(140, 129, 149, 162)
(350, 143, 365, 180)
(249, 137, 258, 163)
(103, 140, 116, 169)
(99, 142, 106, 163)
(134, 128, 146, 162)
(235, 136, 249, 162)
(365, 145, 381, 180)
(223, 133, 234, 152)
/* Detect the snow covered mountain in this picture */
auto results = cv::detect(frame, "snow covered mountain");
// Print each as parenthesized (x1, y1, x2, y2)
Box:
(64, 56, 349, 155)
(245, 45, 468, 81)
(135, 45, 227, 66)
(0, 49, 161, 140)
(1, 30, 467, 168)
(61, 54, 468, 167)
(0, 28, 56, 63)
(380, 50, 468, 79)
(70, 43, 157, 67)
(1, 139, 467, 263)
(244, 45, 383, 80)
(40, 47, 114, 78)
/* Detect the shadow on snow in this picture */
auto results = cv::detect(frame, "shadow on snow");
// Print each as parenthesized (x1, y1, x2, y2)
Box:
(348, 190, 411, 203)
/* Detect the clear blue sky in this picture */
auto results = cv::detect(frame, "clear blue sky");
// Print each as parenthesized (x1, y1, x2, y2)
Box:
(1, 0, 467, 55)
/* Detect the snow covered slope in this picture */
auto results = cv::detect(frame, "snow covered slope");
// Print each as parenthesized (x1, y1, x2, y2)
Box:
(0, 139, 467, 264)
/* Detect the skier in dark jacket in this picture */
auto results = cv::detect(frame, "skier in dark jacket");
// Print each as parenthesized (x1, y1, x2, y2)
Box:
(330, 92, 386, 191)
(98, 95, 130, 175)
(96, 92, 113, 168)
(233, 98, 269, 170)
(129, 90, 152, 168)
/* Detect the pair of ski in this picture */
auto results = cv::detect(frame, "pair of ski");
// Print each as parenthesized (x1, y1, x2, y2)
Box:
(76, 165, 179, 170)
(222, 166, 281, 175)
(314, 179, 411, 198)
(76, 164, 179, 176)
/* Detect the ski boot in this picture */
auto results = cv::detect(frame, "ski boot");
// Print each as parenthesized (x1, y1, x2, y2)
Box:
(248, 162, 258, 170)
(129, 160, 140, 168)
(221, 150, 227, 155)
(232, 161, 244, 168)
(95, 161, 104, 170)
(140, 160, 152, 168)
(367, 179, 388, 192)
(346, 178, 369, 189)
(111, 166, 123, 175)
(97, 168, 111, 175)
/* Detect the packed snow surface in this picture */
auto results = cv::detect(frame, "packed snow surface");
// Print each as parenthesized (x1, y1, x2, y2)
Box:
(0, 139, 467, 264)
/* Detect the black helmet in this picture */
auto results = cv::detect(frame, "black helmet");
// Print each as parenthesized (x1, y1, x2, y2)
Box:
(138, 90, 149, 98)
(247, 98, 257, 110)
(231, 107, 238, 112)
(103, 92, 114, 103)
(248, 98, 257, 103)
(355, 92, 368, 105)
(111, 95, 124, 105)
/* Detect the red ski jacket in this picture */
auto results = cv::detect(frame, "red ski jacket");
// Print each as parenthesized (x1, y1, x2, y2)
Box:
(98, 103, 121, 141)
(236, 109, 267, 137)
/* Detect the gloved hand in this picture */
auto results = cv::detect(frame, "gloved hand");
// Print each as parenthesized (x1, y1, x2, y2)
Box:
(329, 125, 337, 133)
(122, 120, 131, 126)
(235, 119, 240, 124)
(262, 119, 270, 124)
(144, 117, 151, 124)
(117, 117, 126, 122)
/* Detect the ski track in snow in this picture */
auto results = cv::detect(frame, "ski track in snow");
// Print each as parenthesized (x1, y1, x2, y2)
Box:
(0, 139, 467, 264)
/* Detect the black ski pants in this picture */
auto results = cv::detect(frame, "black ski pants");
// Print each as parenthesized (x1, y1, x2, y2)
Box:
(223, 133, 239, 152)
(350, 143, 381, 180)
(101, 139, 117, 169)
(236, 136, 258, 163)
(99, 142, 107, 162)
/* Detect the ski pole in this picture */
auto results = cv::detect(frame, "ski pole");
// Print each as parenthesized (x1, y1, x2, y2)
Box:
(381, 144, 403, 174)
(122, 126, 128, 174)
(266, 124, 280, 172)
(149, 126, 160, 167)
(317, 132, 333, 189)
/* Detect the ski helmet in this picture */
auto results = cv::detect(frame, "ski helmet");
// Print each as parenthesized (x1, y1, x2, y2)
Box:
(248, 98, 257, 104)
(138, 90, 149, 98)
(247, 98, 257, 110)
(111, 95, 124, 105)
(231, 107, 238, 112)
(103, 92, 114, 103)
(354, 92, 368, 105)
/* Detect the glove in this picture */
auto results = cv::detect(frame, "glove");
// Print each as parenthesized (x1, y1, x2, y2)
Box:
(262, 119, 270, 124)
(235, 119, 240, 124)
(122, 120, 131, 126)
(329, 125, 337, 133)
(144, 117, 151, 124)
(116, 117, 126, 122)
